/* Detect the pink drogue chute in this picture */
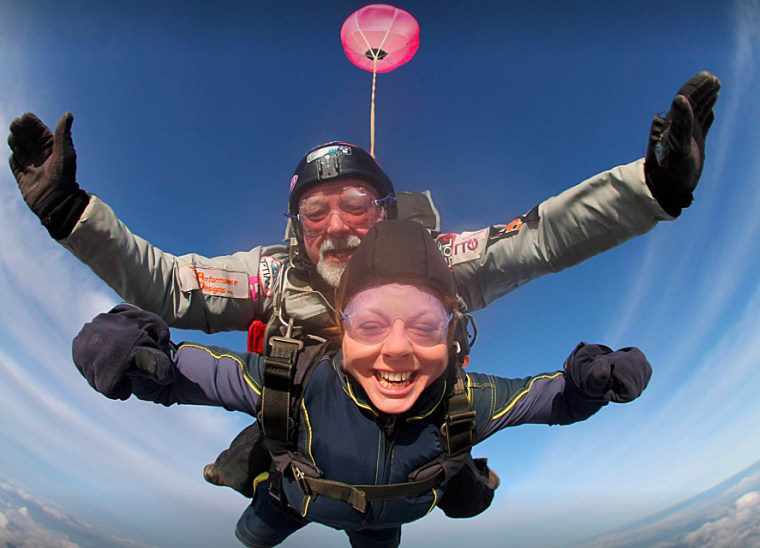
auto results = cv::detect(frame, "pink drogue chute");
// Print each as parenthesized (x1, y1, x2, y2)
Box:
(341, 4, 420, 74)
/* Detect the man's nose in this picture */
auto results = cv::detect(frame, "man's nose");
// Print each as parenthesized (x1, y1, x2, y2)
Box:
(325, 211, 352, 235)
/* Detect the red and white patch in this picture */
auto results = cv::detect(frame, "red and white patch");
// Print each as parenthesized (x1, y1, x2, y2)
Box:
(435, 228, 488, 267)
(290, 175, 298, 192)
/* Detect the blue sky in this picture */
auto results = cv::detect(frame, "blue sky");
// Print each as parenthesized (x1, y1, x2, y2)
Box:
(0, 1, 759, 546)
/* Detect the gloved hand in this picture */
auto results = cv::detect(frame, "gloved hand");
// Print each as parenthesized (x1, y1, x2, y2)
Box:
(8, 112, 89, 240)
(645, 70, 721, 217)
(565, 343, 652, 403)
(72, 304, 175, 400)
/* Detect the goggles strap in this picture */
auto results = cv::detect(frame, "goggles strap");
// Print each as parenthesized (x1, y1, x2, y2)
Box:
(375, 194, 396, 207)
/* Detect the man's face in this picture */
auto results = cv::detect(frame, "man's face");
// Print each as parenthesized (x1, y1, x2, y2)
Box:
(298, 179, 384, 287)
(341, 284, 451, 415)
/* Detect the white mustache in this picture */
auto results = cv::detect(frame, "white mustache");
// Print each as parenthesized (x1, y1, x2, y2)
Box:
(319, 235, 362, 258)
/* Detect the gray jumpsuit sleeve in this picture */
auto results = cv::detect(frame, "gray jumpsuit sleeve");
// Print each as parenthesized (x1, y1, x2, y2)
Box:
(444, 159, 671, 310)
(59, 196, 288, 332)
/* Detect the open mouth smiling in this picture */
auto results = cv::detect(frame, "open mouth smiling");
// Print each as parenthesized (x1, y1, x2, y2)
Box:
(375, 370, 416, 389)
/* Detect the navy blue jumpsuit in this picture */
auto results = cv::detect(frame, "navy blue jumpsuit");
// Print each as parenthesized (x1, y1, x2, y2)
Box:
(132, 342, 610, 547)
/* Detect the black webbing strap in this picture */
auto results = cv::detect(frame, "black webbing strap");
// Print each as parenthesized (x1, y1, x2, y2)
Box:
(260, 334, 304, 444)
(441, 365, 476, 456)
(292, 464, 445, 513)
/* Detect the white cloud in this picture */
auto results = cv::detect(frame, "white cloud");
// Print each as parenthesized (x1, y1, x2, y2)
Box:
(602, 228, 664, 345)
(681, 491, 760, 547)
(737, 473, 760, 491)
(735, 0, 760, 75)
(736, 491, 760, 509)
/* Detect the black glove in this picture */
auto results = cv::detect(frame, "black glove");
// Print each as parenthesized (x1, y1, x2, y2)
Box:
(8, 112, 89, 240)
(565, 343, 652, 403)
(72, 304, 175, 400)
(645, 70, 721, 217)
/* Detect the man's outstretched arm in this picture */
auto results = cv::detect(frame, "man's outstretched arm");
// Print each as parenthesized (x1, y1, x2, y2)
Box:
(447, 71, 721, 311)
(8, 113, 279, 332)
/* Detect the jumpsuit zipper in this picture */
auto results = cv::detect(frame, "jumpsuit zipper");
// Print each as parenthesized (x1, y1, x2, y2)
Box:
(375, 416, 399, 521)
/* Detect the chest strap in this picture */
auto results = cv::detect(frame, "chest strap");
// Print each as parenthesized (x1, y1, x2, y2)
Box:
(290, 463, 445, 513)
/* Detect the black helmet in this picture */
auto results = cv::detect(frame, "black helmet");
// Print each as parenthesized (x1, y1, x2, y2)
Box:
(336, 219, 456, 311)
(336, 219, 478, 364)
(288, 142, 397, 219)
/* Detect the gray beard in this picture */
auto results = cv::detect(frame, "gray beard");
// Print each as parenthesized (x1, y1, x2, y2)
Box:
(316, 235, 362, 288)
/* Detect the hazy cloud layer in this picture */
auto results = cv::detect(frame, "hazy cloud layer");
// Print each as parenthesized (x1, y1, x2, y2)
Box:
(681, 491, 760, 547)
(578, 461, 760, 548)
(0, 479, 152, 548)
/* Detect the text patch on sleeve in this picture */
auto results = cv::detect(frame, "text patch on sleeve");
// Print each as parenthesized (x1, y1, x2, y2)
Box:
(178, 265, 249, 298)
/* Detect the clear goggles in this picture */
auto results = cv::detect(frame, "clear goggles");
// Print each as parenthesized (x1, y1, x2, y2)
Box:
(293, 185, 388, 236)
(340, 285, 453, 347)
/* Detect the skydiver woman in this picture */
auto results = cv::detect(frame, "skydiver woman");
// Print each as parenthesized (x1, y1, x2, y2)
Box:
(72, 219, 652, 548)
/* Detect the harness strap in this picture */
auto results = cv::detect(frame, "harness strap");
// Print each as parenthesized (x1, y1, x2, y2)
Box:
(441, 365, 476, 455)
(260, 324, 304, 444)
(292, 464, 445, 513)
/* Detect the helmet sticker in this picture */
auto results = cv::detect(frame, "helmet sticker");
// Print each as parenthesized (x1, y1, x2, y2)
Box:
(290, 175, 298, 192)
(306, 144, 352, 164)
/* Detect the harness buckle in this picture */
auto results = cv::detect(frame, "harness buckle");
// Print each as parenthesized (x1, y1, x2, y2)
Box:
(268, 472, 284, 506)
(262, 336, 304, 392)
(291, 464, 312, 496)
(444, 409, 477, 430)
(441, 409, 477, 454)
(268, 336, 304, 360)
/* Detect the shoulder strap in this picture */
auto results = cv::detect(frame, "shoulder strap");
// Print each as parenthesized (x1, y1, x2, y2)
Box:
(441, 364, 477, 456)
(260, 332, 329, 446)
(259, 321, 303, 445)
(260, 337, 329, 508)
